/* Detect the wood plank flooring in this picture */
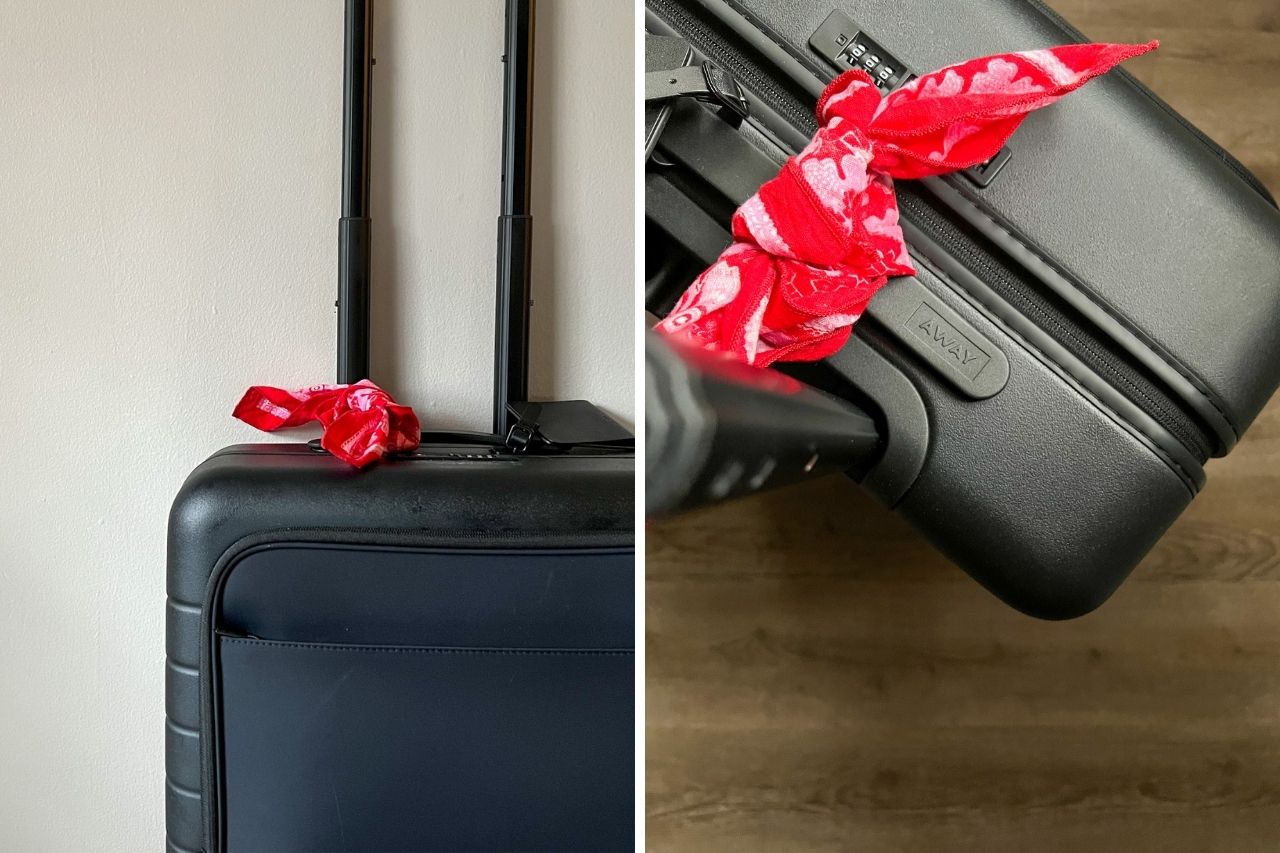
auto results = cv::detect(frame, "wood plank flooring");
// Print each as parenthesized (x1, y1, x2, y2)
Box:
(646, 3, 1280, 849)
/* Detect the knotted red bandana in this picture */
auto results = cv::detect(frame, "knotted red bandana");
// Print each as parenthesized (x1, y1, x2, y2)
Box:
(233, 380, 421, 468)
(656, 41, 1157, 365)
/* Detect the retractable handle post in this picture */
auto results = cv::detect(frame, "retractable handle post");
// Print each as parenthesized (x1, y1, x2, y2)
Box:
(493, 0, 536, 436)
(338, 0, 374, 384)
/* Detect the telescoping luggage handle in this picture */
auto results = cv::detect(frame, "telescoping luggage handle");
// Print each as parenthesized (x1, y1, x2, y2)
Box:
(338, 0, 529, 424)
(334, 0, 535, 431)
(337, 0, 373, 386)
(335, 0, 631, 452)
(494, 0, 535, 439)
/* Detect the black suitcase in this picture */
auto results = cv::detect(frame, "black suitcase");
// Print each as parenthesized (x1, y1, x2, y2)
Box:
(644, 0, 1280, 619)
(165, 3, 635, 851)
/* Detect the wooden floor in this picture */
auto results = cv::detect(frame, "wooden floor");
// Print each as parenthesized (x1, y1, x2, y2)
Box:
(645, 3, 1280, 850)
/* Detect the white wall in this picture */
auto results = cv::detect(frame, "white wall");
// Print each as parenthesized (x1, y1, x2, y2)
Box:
(0, 1, 633, 848)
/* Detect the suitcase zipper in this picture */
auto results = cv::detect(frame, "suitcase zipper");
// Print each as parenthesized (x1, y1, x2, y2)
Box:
(648, 0, 1220, 461)
(650, 0, 1275, 209)
(895, 185, 1215, 461)
(647, 0, 819, 135)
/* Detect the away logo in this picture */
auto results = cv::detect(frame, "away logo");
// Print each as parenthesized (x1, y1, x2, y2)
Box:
(907, 303, 990, 380)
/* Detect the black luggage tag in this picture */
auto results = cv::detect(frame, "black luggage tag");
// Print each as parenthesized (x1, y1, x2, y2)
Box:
(808, 10, 1011, 187)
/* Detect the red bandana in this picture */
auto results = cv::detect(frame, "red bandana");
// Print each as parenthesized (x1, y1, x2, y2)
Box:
(233, 380, 421, 468)
(656, 41, 1157, 365)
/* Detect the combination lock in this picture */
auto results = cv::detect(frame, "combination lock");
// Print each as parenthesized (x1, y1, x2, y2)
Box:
(833, 31, 909, 91)
(809, 10, 912, 93)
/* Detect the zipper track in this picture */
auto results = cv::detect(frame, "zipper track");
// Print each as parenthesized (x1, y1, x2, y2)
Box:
(647, 0, 1218, 461)
(661, 0, 1275, 209)
(648, 0, 819, 135)
(897, 186, 1212, 461)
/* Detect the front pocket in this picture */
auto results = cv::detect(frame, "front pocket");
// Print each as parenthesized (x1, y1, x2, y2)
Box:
(215, 635, 634, 853)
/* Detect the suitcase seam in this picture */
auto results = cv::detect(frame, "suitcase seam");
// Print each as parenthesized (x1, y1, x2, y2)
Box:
(218, 638, 633, 656)
(940, 175, 1239, 443)
(906, 251, 1199, 494)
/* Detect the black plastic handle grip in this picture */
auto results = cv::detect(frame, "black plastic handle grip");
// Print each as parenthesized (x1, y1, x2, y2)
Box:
(646, 333, 883, 516)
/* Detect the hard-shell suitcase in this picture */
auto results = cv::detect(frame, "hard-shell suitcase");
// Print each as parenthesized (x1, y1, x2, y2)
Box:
(644, 0, 1280, 618)
(165, 3, 635, 851)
